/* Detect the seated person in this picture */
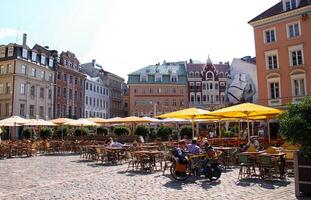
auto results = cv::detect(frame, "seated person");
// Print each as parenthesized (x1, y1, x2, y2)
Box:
(107, 137, 124, 147)
(243, 136, 260, 151)
(186, 139, 202, 154)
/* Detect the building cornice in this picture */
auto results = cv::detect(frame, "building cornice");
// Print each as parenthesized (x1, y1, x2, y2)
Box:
(249, 5, 311, 28)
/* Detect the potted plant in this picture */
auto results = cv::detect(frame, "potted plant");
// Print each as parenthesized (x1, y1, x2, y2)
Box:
(279, 97, 311, 197)
(113, 126, 131, 136)
(179, 125, 192, 140)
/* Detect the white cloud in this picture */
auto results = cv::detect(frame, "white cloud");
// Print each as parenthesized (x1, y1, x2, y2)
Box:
(0, 28, 26, 39)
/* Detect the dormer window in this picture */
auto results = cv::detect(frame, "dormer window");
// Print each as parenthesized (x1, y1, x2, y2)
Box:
(22, 48, 28, 58)
(32, 52, 37, 61)
(189, 71, 194, 77)
(155, 73, 162, 82)
(41, 55, 46, 65)
(8, 46, 14, 57)
(140, 73, 148, 82)
(284, 0, 297, 11)
(195, 71, 200, 78)
(49, 58, 53, 67)
(170, 73, 178, 82)
(0, 47, 5, 58)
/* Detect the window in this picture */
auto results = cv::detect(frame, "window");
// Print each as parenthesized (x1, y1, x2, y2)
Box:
(57, 87, 60, 96)
(32, 52, 37, 61)
(155, 74, 162, 82)
(291, 74, 306, 97)
(172, 99, 177, 106)
(172, 88, 176, 94)
(140, 74, 148, 82)
(90, 97, 92, 105)
(264, 28, 276, 43)
(40, 71, 45, 80)
(5, 83, 10, 94)
(29, 105, 35, 117)
(190, 93, 195, 103)
(20, 104, 25, 117)
(210, 83, 213, 90)
(0, 65, 5, 74)
(40, 88, 44, 98)
(206, 72, 213, 80)
(190, 82, 194, 89)
(195, 72, 200, 77)
(63, 88, 67, 97)
(22, 48, 27, 58)
(21, 65, 26, 74)
(86, 96, 88, 105)
(74, 90, 77, 100)
(0, 84, 3, 94)
(284, 0, 297, 11)
(75, 77, 78, 85)
(202, 83, 206, 90)
(20, 83, 25, 94)
(64, 74, 67, 81)
(157, 88, 161, 94)
(269, 81, 280, 99)
(69, 89, 73, 99)
(171, 74, 178, 82)
(90, 84, 93, 91)
(69, 76, 73, 84)
(39, 106, 44, 118)
(180, 88, 184, 94)
(48, 89, 52, 99)
(86, 82, 89, 90)
(203, 95, 206, 102)
(5, 103, 10, 116)
(7, 64, 12, 73)
(57, 72, 61, 80)
(8, 46, 13, 57)
(48, 74, 53, 82)
(215, 83, 219, 90)
(0, 47, 5, 58)
(48, 107, 52, 119)
(196, 93, 201, 103)
(31, 68, 36, 77)
(287, 22, 300, 38)
(30, 85, 35, 96)
(189, 71, 194, 77)
(49, 58, 53, 67)
(289, 45, 304, 66)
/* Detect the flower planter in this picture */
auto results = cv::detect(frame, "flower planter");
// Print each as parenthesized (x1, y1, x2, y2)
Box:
(294, 151, 311, 197)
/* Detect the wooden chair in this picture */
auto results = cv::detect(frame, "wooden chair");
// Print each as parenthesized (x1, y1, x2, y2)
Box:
(237, 154, 254, 179)
(258, 155, 277, 180)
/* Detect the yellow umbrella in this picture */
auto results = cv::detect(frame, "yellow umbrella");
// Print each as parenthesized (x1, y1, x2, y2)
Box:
(112, 116, 152, 123)
(24, 119, 56, 126)
(64, 119, 98, 126)
(157, 107, 211, 139)
(105, 117, 122, 123)
(87, 117, 108, 124)
(49, 118, 76, 125)
(207, 103, 283, 142)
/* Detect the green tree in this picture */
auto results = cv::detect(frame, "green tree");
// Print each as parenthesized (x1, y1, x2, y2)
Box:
(113, 126, 131, 136)
(97, 126, 109, 136)
(179, 126, 192, 139)
(74, 127, 89, 137)
(157, 126, 172, 140)
(134, 125, 150, 137)
(22, 128, 33, 139)
(40, 127, 53, 140)
(279, 97, 311, 156)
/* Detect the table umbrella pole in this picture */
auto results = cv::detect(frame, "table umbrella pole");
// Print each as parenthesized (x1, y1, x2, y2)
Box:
(268, 119, 271, 144)
(191, 117, 195, 140)
(238, 121, 241, 139)
(218, 121, 221, 138)
(247, 117, 250, 143)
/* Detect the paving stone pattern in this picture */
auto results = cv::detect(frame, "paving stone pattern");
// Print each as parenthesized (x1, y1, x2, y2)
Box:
(0, 155, 306, 200)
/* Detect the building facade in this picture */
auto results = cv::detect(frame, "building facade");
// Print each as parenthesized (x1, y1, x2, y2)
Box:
(128, 61, 188, 117)
(187, 58, 229, 110)
(81, 59, 125, 118)
(0, 35, 56, 120)
(54, 51, 85, 119)
(84, 75, 110, 118)
(249, 0, 311, 108)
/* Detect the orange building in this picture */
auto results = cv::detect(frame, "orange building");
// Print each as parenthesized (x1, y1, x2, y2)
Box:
(249, 0, 311, 108)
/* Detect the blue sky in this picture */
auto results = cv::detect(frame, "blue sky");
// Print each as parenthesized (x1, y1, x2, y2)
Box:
(0, 0, 279, 80)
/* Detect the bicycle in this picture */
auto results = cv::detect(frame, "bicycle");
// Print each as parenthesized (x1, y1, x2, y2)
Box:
(170, 150, 222, 181)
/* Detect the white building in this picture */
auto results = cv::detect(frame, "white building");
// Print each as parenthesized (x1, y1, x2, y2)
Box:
(84, 75, 110, 118)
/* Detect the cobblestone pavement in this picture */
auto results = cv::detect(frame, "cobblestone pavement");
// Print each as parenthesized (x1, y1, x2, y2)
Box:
(0, 155, 307, 200)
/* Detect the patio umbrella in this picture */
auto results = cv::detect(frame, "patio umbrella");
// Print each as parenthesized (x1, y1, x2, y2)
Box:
(49, 118, 77, 140)
(24, 119, 56, 126)
(112, 116, 152, 123)
(105, 117, 122, 123)
(157, 108, 211, 139)
(207, 103, 283, 142)
(142, 117, 161, 123)
(0, 116, 28, 138)
(64, 119, 99, 137)
(87, 117, 108, 124)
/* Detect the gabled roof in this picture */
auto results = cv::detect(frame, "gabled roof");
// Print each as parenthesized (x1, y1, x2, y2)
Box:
(249, 0, 311, 23)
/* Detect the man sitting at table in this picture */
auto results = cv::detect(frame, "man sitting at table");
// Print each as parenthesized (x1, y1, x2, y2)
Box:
(107, 137, 124, 147)
(187, 139, 202, 154)
(244, 136, 261, 151)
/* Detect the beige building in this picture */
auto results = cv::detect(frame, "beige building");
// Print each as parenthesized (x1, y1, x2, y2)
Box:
(0, 35, 56, 121)
(128, 61, 188, 117)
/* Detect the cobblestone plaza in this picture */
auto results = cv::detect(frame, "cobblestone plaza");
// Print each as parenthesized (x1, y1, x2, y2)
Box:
(0, 155, 302, 200)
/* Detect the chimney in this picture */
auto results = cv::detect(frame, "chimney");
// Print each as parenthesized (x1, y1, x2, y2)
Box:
(44, 46, 49, 49)
(22, 33, 27, 46)
(92, 59, 96, 67)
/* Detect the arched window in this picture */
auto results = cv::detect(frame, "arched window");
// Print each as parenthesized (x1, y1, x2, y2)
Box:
(206, 71, 214, 80)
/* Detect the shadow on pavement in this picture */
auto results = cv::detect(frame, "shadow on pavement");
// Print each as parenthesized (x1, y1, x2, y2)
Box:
(236, 177, 291, 189)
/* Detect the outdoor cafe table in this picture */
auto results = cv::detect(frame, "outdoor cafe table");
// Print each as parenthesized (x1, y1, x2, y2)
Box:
(134, 150, 163, 171)
(259, 152, 286, 178)
(213, 147, 237, 168)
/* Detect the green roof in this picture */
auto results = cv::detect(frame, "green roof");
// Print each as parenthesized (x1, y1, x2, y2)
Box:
(128, 63, 188, 84)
